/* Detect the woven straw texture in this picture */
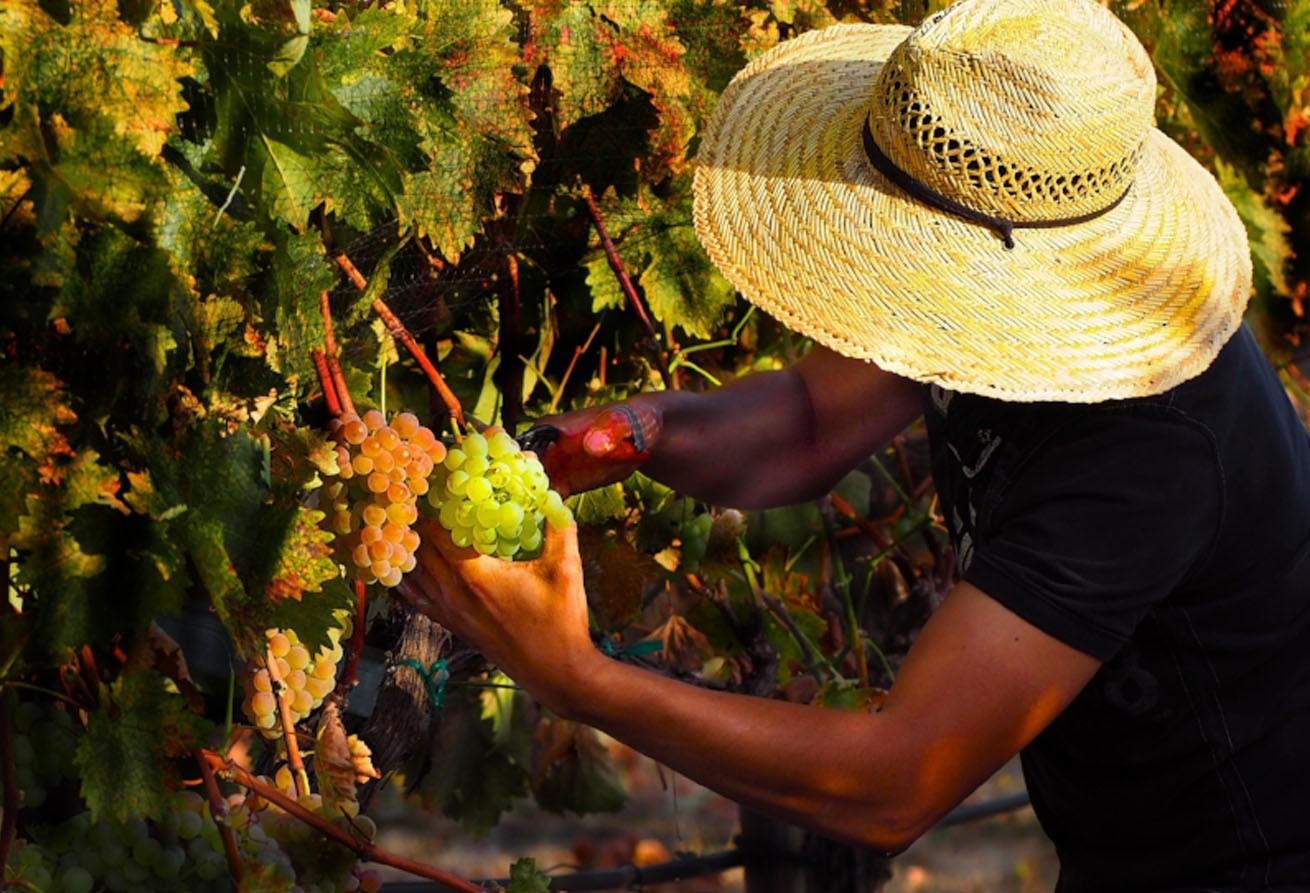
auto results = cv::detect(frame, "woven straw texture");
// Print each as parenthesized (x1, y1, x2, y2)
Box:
(691, 0, 1253, 403)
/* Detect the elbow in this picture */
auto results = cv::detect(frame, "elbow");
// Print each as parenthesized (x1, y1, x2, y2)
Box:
(834, 800, 934, 856)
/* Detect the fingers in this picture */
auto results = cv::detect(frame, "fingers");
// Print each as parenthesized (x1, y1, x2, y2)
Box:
(395, 560, 449, 625)
(421, 513, 509, 588)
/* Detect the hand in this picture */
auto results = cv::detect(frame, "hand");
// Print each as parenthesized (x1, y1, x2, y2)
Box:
(396, 517, 599, 717)
(522, 402, 658, 498)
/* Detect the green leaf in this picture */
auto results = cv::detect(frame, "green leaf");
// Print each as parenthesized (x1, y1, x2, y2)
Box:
(586, 250, 626, 314)
(75, 671, 207, 823)
(506, 858, 552, 893)
(0, 365, 77, 469)
(531, 718, 626, 816)
(0, 0, 193, 158)
(421, 687, 529, 834)
(567, 483, 627, 524)
(1217, 160, 1293, 297)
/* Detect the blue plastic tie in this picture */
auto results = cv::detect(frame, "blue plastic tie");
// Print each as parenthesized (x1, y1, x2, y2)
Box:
(397, 657, 448, 711)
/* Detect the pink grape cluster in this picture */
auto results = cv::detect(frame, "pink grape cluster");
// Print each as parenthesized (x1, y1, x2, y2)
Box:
(323, 410, 445, 587)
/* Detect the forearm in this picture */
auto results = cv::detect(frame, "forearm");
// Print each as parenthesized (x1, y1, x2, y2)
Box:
(558, 652, 929, 852)
(629, 369, 827, 508)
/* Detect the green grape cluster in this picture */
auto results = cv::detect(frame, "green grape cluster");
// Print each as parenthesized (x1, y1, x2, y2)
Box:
(10, 699, 76, 809)
(324, 410, 444, 587)
(242, 619, 349, 738)
(3, 786, 383, 893)
(427, 428, 572, 558)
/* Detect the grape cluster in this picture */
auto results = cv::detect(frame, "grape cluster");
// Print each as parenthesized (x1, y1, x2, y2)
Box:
(243, 622, 348, 738)
(324, 410, 445, 588)
(10, 699, 76, 809)
(3, 787, 381, 893)
(427, 428, 572, 558)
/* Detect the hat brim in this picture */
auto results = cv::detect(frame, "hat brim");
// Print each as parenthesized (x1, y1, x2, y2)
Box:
(691, 24, 1252, 402)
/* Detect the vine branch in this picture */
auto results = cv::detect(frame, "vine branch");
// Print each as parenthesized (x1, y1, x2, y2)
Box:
(333, 253, 466, 429)
(197, 751, 480, 893)
(311, 349, 343, 416)
(196, 749, 243, 885)
(320, 291, 354, 416)
(496, 252, 525, 434)
(265, 645, 306, 799)
(582, 189, 674, 390)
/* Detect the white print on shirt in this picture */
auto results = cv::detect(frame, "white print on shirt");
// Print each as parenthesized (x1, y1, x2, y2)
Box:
(932, 387, 1001, 575)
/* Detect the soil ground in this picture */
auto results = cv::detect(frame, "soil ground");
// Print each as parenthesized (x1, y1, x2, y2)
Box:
(373, 747, 1058, 891)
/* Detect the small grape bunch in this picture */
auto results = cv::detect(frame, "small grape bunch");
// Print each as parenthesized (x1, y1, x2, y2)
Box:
(427, 428, 573, 558)
(323, 409, 446, 588)
(242, 625, 348, 738)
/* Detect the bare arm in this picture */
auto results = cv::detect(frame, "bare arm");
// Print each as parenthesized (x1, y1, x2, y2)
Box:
(541, 347, 923, 510)
(403, 525, 1102, 853)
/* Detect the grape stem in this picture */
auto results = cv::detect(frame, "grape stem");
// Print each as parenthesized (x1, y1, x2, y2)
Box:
(264, 645, 307, 799)
(196, 750, 482, 893)
(319, 291, 355, 416)
(195, 748, 243, 885)
(331, 252, 466, 430)
(0, 693, 18, 877)
(337, 579, 369, 696)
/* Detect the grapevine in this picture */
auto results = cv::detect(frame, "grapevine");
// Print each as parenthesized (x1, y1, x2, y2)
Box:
(1, 0, 1303, 890)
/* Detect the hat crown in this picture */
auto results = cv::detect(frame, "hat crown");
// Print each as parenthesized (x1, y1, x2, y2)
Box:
(868, 0, 1156, 222)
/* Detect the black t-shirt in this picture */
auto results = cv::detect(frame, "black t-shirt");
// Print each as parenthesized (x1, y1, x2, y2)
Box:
(923, 324, 1310, 892)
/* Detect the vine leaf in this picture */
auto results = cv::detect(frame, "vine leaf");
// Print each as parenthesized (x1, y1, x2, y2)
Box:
(505, 858, 552, 893)
(74, 671, 209, 823)
(314, 699, 358, 811)
(567, 483, 627, 524)
(530, 717, 626, 815)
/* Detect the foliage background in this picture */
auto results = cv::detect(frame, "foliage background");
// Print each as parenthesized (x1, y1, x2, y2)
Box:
(0, 0, 1307, 885)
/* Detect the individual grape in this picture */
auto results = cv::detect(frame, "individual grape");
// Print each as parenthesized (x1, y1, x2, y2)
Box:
(286, 645, 311, 672)
(268, 632, 291, 658)
(251, 691, 277, 719)
(465, 476, 494, 503)
(176, 810, 205, 840)
(55, 865, 94, 893)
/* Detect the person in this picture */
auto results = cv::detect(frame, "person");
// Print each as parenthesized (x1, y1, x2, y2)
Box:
(399, 0, 1310, 889)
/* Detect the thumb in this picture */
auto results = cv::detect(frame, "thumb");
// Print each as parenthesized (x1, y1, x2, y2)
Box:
(539, 517, 581, 567)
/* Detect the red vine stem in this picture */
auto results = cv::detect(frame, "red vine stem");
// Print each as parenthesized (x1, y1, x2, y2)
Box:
(311, 349, 343, 416)
(581, 188, 674, 390)
(0, 693, 18, 876)
(195, 749, 243, 885)
(332, 251, 466, 429)
(265, 645, 306, 798)
(338, 579, 368, 695)
(320, 291, 355, 416)
(372, 297, 466, 430)
(828, 492, 892, 550)
(197, 751, 481, 893)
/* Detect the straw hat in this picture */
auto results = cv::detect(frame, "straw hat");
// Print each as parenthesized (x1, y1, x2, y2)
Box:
(691, 0, 1252, 402)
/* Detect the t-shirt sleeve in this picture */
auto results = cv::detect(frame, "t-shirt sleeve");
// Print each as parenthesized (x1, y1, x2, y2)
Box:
(963, 408, 1223, 662)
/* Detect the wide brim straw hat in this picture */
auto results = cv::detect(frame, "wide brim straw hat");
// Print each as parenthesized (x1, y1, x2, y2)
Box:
(691, 0, 1253, 402)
